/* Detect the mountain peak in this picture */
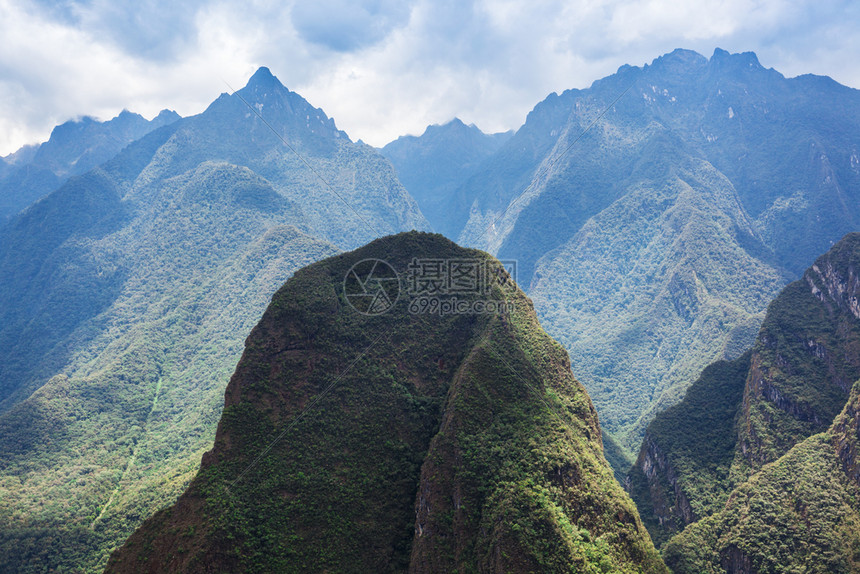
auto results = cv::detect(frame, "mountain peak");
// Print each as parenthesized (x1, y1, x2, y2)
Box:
(105, 231, 665, 573)
(710, 47, 763, 69)
(646, 48, 708, 75)
(657, 48, 707, 64)
(200, 66, 352, 151)
(152, 109, 181, 126)
(423, 117, 473, 136)
(245, 66, 281, 90)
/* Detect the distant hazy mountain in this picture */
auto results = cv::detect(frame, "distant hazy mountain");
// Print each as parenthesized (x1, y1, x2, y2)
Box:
(0, 68, 426, 573)
(380, 118, 511, 234)
(412, 48, 860, 458)
(105, 232, 666, 574)
(628, 233, 860, 571)
(0, 109, 180, 222)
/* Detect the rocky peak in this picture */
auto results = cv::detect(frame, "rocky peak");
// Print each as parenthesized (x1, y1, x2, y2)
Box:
(151, 109, 181, 128)
(648, 48, 709, 76)
(710, 48, 764, 70)
(245, 66, 279, 89)
(227, 65, 349, 146)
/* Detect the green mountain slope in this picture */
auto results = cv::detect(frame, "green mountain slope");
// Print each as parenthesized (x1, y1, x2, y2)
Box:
(380, 118, 511, 235)
(530, 156, 787, 452)
(627, 352, 751, 546)
(663, 380, 860, 574)
(424, 48, 860, 455)
(630, 233, 860, 565)
(0, 109, 180, 223)
(735, 232, 860, 476)
(105, 232, 666, 573)
(0, 68, 426, 573)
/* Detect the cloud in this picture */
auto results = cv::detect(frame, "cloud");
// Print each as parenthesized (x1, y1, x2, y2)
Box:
(290, 0, 860, 146)
(291, 0, 414, 52)
(0, 0, 858, 155)
(29, 0, 204, 60)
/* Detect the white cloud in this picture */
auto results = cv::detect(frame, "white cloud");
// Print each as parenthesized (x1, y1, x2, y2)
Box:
(0, 0, 858, 155)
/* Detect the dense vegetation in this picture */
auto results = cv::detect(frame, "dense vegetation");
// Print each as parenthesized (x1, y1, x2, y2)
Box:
(105, 232, 666, 573)
(663, 383, 860, 573)
(630, 233, 860, 570)
(390, 48, 860, 460)
(735, 234, 860, 476)
(628, 352, 751, 545)
(0, 68, 425, 572)
(2, 50, 859, 571)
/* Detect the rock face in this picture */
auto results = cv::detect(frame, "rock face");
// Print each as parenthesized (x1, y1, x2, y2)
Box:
(833, 382, 860, 489)
(630, 233, 860, 571)
(737, 232, 860, 475)
(105, 232, 666, 573)
(635, 436, 694, 528)
(663, 385, 860, 574)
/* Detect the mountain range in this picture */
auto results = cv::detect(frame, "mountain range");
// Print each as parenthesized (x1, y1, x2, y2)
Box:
(0, 48, 858, 573)
(0, 67, 424, 572)
(386, 48, 860, 463)
(0, 108, 180, 223)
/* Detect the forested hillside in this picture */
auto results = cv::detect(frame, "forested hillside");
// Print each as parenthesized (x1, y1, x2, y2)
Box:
(0, 68, 426, 573)
(106, 232, 666, 574)
(630, 233, 860, 571)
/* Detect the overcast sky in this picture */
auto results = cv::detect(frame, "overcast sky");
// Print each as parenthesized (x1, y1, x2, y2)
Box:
(1, 0, 858, 155)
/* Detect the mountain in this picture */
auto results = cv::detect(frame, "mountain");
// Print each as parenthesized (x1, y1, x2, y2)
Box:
(417, 48, 860, 457)
(0, 68, 426, 572)
(663, 379, 860, 573)
(105, 231, 666, 573)
(0, 109, 180, 222)
(380, 118, 511, 234)
(629, 232, 860, 567)
(627, 352, 752, 546)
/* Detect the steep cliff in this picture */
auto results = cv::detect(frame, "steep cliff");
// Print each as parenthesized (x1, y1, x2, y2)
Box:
(105, 232, 665, 573)
(735, 232, 860, 476)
